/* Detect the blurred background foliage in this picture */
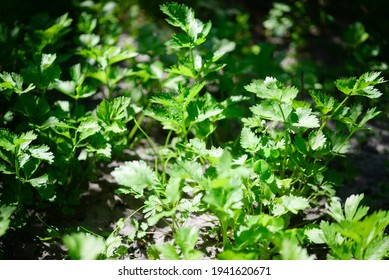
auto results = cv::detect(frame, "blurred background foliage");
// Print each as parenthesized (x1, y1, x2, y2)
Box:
(1, 0, 388, 92)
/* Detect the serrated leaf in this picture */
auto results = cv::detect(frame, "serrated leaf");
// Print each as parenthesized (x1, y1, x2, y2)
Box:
(156, 244, 180, 260)
(305, 228, 326, 244)
(344, 194, 369, 222)
(0, 205, 17, 237)
(15, 131, 37, 150)
(54, 80, 76, 96)
(175, 227, 203, 260)
(359, 107, 380, 127)
(29, 145, 54, 164)
(308, 131, 326, 150)
(107, 47, 137, 65)
(63, 232, 105, 260)
(77, 118, 100, 142)
(111, 161, 157, 196)
(28, 174, 50, 187)
(0, 129, 15, 151)
(212, 39, 236, 62)
(40, 53, 57, 72)
(327, 199, 345, 223)
(0, 72, 35, 95)
(240, 127, 260, 153)
(279, 237, 315, 260)
(37, 13, 72, 50)
(166, 177, 182, 205)
(251, 100, 292, 122)
(167, 64, 196, 78)
(161, 3, 211, 47)
(169, 159, 204, 182)
(336, 72, 386, 99)
(96, 96, 132, 132)
(245, 77, 298, 103)
(184, 82, 206, 107)
(335, 77, 356, 95)
(291, 107, 320, 128)
(104, 234, 123, 258)
(364, 237, 389, 260)
(281, 195, 310, 214)
(309, 90, 335, 115)
(160, 3, 191, 30)
(175, 227, 198, 253)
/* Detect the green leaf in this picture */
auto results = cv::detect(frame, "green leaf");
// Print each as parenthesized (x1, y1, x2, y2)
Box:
(327, 199, 345, 223)
(279, 237, 314, 260)
(160, 3, 211, 47)
(169, 159, 204, 182)
(305, 228, 326, 244)
(63, 232, 105, 260)
(280, 195, 310, 214)
(308, 131, 326, 150)
(29, 174, 56, 201)
(14, 131, 37, 150)
(335, 72, 386, 99)
(111, 161, 157, 196)
(0, 129, 15, 151)
(218, 250, 259, 260)
(245, 77, 298, 103)
(36, 13, 72, 50)
(344, 22, 369, 46)
(344, 194, 369, 222)
(184, 82, 206, 107)
(29, 174, 50, 188)
(328, 194, 369, 223)
(167, 63, 196, 78)
(155, 244, 180, 260)
(359, 107, 380, 127)
(291, 107, 320, 128)
(335, 77, 357, 95)
(40, 53, 57, 72)
(107, 47, 137, 65)
(0, 72, 35, 95)
(54, 80, 76, 96)
(240, 127, 260, 153)
(212, 39, 236, 62)
(29, 145, 54, 164)
(77, 118, 100, 142)
(309, 90, 335, 115)
(175, 227, 203, 259)
(364, 237, 389, 260)
(186, 138, 224, 164)
(0, 205, 16, 237)
(96, 96, 133, 133)
(294, 135, 308, 155)
(251, 100, 292, 122)
(166, 177, 182, 205)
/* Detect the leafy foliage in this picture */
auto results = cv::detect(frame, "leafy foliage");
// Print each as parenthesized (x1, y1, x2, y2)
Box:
(0, 1, 388, 261)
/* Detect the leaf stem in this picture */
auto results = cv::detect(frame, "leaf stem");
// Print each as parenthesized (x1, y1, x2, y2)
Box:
(318, 95, 350, 132)
(277, 103, 289, 178)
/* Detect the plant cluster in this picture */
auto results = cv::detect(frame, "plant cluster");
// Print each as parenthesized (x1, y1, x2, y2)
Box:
(0, 1, 388, 260)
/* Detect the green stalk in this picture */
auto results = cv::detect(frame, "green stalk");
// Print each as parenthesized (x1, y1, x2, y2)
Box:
(104, 66, 113, 101)
(128, 112, 145, 145)
(278, 103, 289, 179)
(220, 218, 229, 249)
(318, 95, 350, 133)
